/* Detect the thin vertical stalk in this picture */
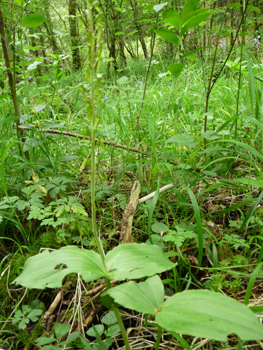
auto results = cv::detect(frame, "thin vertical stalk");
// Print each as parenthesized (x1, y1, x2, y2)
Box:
(155, 326, 163, 350)
(0, 3, 29, 159)
(136, 10, 160, 141)
(84, 4, 131, 349)
(204, 0, 249, 146)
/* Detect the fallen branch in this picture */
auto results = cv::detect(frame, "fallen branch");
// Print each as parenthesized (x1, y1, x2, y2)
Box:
(120, 181, 141, 243)
(138, 183, 174, 204)
(40, 129, 228, 180)
(41, 128, 148, 155)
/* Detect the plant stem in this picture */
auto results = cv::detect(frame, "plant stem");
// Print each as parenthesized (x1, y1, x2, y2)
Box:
(86, 4, 131, 349)
(112, 305, 131, 350)
(155, 326, 163, 350)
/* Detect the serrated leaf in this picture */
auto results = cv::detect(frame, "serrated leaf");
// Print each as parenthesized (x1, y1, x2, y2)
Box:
(155, 29, 179, 46)
(19, 318, 29, 330)
(105, 97, 117, 108)
(27, 309, 42, 322)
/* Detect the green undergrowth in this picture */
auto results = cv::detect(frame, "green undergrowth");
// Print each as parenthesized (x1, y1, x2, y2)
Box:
(1, 54, 263, 349)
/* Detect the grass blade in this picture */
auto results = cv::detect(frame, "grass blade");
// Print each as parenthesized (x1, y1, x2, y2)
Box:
(186, 187, 203, 267)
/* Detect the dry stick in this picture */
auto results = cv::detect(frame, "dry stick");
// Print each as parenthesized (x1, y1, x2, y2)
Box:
(120, 181, 141, 243)
(0, 4, 29, 159)
(41, 128, 148, 155)
(138, 183, 174, 204)
(41, 128, 230, 181)
(41, 281, 72, 325)
(120, 182, 175, 244)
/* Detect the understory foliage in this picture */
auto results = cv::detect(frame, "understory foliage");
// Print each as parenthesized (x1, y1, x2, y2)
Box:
(1, 0, 263, 349)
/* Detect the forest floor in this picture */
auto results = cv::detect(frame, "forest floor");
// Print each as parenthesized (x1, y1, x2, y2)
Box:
(0, 56, 263, 349)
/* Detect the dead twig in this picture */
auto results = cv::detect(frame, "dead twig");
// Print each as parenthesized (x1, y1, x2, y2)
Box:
(41, 128, 148, 155)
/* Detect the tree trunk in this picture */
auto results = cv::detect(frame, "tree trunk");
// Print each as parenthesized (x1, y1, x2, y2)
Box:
(68, 0, 81, 70)
(0, 3, 29, 159)
(130, 0, 148, 58)
(43, 1, 60, 55)
(119, 35, 127, 67)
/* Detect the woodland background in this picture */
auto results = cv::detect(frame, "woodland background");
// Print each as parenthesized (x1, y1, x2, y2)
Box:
(1, 0, 263, 349)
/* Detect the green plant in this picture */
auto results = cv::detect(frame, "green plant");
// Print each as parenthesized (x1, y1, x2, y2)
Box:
(34, 322, 87, 350)
(85, 311, 120, 350)
(12, 303, 43, 330)
(13, 2, 263, 347)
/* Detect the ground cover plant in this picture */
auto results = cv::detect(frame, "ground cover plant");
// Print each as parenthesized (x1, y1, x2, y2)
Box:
(0, 0, 263, 349)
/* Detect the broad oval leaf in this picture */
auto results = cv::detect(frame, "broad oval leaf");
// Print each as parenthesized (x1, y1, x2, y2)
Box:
(164, 9, 181, 30)
(168, 63, 184, 79)
(22, 14, 46, 28)
(106, 243, 175, 280)
(102, 275, 164, 315)
(155, 29, 179, 46)
(14, 243, 174, 289)
(152, 222, 168, 233)
(14, 247, 105, 289)
(156, 290, 263, 341)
